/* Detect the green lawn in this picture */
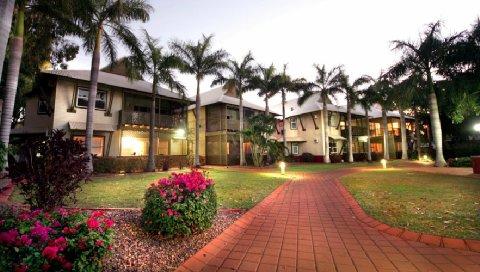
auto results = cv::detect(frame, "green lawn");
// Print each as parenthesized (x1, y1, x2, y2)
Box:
(341, 169, 480, 239)
(285, 161, 371, 173)
(11, 170, 293, 210)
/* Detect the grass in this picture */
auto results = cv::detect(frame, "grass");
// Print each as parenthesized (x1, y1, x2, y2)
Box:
(11, 169, 293, 210)
(285, 161, 371, 173)
(341, 169, 480, 240)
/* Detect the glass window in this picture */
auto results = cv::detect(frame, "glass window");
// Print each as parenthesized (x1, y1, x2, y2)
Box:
(37, 99, 48, 115)
(76, 87, 107, 110)
(291, 143, 299, 155)
(290, 117, 297, 130)
(73, 136, 104, 157)
(329, 140, 337, 154)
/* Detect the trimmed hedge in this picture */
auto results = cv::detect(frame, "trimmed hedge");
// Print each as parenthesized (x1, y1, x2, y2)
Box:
(93, 155, 203, 173)
(447, 157, 473, 168)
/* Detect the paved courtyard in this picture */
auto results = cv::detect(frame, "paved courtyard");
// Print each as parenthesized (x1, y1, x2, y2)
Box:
(177, 169, 480, 272)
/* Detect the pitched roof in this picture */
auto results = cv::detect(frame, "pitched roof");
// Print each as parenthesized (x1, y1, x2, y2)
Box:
(41, 69, 188, 100)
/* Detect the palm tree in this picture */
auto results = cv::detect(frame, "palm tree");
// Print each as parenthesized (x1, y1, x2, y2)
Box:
(391, 21, 459, 167)
(71, 0, 152, 171)
(297, 65, 342, 163)
(0, 1, 26, 167)
(170, 34, 228, 167)
(250, 64, 281, 115)
(339, 70, 371, 163)
(357, 86, 376, 161)
(126, 31, 186, 172)
(0, 0, 15, 77)
(211, 52, 256, 166)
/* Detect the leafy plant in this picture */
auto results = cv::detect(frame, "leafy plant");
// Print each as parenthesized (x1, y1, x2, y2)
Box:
(141, 170, 217, 237)
(242, 114, 277, 167)
(300, 153, 315, 162)
(0, 208, 114, 272)
(9, 130, 90, 211)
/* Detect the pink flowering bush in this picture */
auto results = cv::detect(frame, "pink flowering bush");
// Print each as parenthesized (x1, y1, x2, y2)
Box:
(141, 169, 217, 236)
(0, 208, 114, 271)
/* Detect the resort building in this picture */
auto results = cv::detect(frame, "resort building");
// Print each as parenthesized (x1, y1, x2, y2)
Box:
(11, 69, 189, 158)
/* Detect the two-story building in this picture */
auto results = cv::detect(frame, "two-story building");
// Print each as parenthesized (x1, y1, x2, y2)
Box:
(11, 69, 189, 158)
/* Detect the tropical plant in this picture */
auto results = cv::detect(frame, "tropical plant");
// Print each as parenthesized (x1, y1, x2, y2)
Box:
(391, 21, 460, 166)
(70, 0, 152, 171)
(249, 64, 282, 115)
(242, 114, 277, 167)
(170, 34, 228, 167)
(125, 31, 186, 172)
(357, 86, 376, 161)
(211, 52, 256, 166)
(297, 64, 342, 163)
(0, 0, 15, 77)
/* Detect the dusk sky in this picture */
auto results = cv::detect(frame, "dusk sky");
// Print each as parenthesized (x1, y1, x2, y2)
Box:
(66, 0, 480, 106)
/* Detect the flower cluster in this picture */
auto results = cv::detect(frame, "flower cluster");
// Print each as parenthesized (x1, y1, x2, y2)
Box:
(0, 208, 114, 272)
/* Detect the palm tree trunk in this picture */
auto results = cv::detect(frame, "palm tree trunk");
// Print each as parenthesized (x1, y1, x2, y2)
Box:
(365, 108, 372, 161)
(194, 79, 201, 167)
(399, 108, 408, 160)
(0, 4, 24, 171)
(381, 108, 390, 160)
(282, 90, 287, 156)
(85, 26, 102, 172)
(146, 82, 157, 172)
(239, 92, 245, 166)
(322, 97, 330, 163)
(426, 72, 446, 166)
(414, 109, 422, 160)
(0, 0, 15, 77)
(264, 95, 269, 115)
(347, 105, 353, 163)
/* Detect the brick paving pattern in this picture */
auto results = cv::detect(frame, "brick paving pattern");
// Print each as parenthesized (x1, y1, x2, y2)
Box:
(177, 170, 480, 272)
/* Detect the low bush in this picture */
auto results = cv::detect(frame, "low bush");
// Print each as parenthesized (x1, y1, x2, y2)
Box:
(300, 153, 315, 162)
(93, 155, 188, 173)
(0, 208, 114, 271)
(330, 153, 343, 163)
(447, 157, 473, 168)
(141, 169, 217, 237)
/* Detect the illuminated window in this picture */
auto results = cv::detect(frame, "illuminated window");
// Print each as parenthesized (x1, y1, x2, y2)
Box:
(76, 87, 107, 110)
(371, 143, 382, 153)
(290, 117, 297, 130)
(291, 143, 299, 155)
(73, 136, 104, 157)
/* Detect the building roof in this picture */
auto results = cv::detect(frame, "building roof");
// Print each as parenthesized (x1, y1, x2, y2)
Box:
(41, 69, 188, 100)
(188, 86, 274, 113)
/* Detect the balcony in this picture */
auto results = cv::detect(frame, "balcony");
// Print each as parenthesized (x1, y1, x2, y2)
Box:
(341, 126, 368, 137)
(119, 110, 185, 129)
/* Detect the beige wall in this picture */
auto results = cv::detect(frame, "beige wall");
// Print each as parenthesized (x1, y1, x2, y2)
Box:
(187, 107, 206, 156)
(21, 96, 54, 134)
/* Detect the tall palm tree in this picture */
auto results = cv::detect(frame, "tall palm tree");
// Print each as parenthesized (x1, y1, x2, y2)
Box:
(357, 86, 376, 161)
(391, 21, 459, 167)
(339, 70, 371, 163)
(212, 52, 256, 166)
(297, 64, 342, 163)
(0, 1, 26, 167)
(250, 64, 281, 115)
(170, 34, 228, 167)
(126, 31, 186, 172)
(0, 0, 15, 77)
(71, 0, 151, 171)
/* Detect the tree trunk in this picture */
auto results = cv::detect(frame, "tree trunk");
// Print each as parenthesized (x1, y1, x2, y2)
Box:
(365, 108, 372, 161)
(282, 90, 287, 156)
(85, 26, 102, 172)
(399, 108, 408, 160)
(347, 103, 353, 163)
(0, 0, 15, 77)
(194, 79, 201, 167)
(322, 97, 330, 163)
(264, 95, 269, 115)
(146, 81, 157, 172)
(239, 92, 245, 166)
(0, 4, 24, 171)
(381, 108, 390, 160)
(428, 85, 447, 167)
(414, 110, 422, 160)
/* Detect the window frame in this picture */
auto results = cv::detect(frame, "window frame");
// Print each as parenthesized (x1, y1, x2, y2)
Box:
(37, 99, 49, 115)
(291, 143, 299, 155)
(72, 135, 105, 157)
(75, 87, 107, 111)
(290, 117, 298, 130)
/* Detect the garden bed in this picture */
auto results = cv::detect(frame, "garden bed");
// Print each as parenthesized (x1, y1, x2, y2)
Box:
(102, 209, 243, 271)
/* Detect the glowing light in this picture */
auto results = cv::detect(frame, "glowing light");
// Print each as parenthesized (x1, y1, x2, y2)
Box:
(423, 155, 428, 161)
(474, 123, 480, 132)
(174, 128, 186, 139)
(121, 136, 144, 156)
(279, 161, 286, 175)
(380, 159, 387, 169)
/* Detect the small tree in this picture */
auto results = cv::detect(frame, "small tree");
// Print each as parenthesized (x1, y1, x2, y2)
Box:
(242, 114, 276, 167)
(10, 130, 90, 210)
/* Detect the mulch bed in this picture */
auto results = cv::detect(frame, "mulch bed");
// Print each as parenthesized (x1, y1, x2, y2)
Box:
(102, 209, 244, 272)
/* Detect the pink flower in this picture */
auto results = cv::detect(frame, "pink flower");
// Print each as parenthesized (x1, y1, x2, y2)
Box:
(86, 218, 100, 229)
(95, 239, 104, 247)
(0, 229, 19, 245)
(56, 208, 68, 217)
(52, 236, 67, 250)
(41, 263, 51, 271)
(30, 221, 52, 242)
(19, 234, 32, 246)
(62, 227, 77, 235)
(51, 220, 62, 228)
(167, 209, 175, 216)
(77, 238, 87, 250)
(103, 218, 114, 229)
(14, 264, 28, 272)
(42, 246, 60, 260)
(91, 211, 104, 218)
(62, 261, 73, 271)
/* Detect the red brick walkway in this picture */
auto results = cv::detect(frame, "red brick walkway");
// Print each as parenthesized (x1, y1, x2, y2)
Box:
(177, 170, 480, 272)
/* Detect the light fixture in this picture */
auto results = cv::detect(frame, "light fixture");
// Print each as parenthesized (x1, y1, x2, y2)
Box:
(380, 159, 387, 169)
(423, 155, 428, 161)
(474, 123, 480, 132)
(174, 128, 186, 139)
(279, 161, 286, 175)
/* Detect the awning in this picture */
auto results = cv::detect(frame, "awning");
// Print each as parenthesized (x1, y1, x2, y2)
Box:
(68, 122, 117, 132)
(329, 135, 346, 141)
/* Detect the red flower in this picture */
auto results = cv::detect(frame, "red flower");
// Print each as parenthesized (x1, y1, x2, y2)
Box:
(77, 238, 87, 250)
(42, 246, 60, 260)
(0, 229, 19, 245)
(167, 209, 175, 216)
(103, 218, 114, 229)
(95, 239, 104, 247)
(30, 221, 52, 242)
(19, 234, 32, 246)
(62, 261, 73, 271)
(91, 211, 104, 218)
(41, 263, 51, 271)
(86, 218, 100, 229)
(14, 264, 28, 272)
(52, 236, 67, 250)
(62, 227, 77, 235)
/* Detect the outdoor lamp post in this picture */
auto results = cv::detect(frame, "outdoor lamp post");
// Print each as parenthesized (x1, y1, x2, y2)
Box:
(279, 161, 286, 175)
(474, 123, 480, 132)
(380, 159, 387, 169)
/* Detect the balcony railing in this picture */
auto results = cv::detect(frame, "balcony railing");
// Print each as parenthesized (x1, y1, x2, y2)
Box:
(119, 110, 185, 129)
(341, 126, 368, 137)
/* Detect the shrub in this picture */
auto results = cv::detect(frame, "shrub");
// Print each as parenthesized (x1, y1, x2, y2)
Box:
(0, 208, 114, 272)
(141, 170, 217, 237)
(300, 153, 315, 162)
(9, 130, 90, 211)
(162, 158, 170, 171)
(93, 155, 189, 173)
(330, 153, 343, 163)
(447, 157, 473, 168)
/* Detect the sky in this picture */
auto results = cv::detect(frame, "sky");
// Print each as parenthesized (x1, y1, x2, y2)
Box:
(66, 0, 480, 106)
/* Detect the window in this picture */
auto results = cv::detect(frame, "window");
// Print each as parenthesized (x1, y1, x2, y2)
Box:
(329, 140, 337, 154)
(291, 143, 299, 155)
(290, 117, 297, 130)
(37, 99, 49, 115)
(73, 136, 104, 157)
(76, 87, 107, 110)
